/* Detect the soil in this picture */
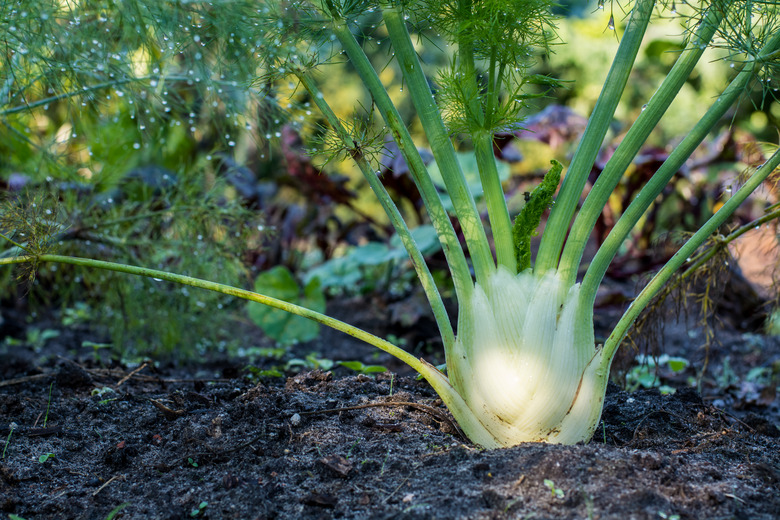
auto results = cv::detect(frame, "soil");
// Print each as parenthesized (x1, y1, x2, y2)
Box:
(1, 285, 779, 520)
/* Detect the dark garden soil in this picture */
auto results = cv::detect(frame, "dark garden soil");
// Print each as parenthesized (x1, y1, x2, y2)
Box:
(1, 285, 779, 520)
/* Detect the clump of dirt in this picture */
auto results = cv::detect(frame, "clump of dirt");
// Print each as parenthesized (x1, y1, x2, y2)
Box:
(0, 353, 778, 520)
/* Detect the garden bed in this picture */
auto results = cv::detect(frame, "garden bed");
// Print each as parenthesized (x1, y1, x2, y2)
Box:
(0, 298, 778, 520)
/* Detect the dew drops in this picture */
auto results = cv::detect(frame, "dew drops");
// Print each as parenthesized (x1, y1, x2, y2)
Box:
(641, 104, 648, 111)
(133, 142, 140, 149)
(608, 15, 615, 31)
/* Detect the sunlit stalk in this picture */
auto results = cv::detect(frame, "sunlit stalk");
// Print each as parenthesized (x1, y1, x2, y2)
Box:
(327, 15, 475, 302)
(535, 0, 654, 274)
(557, 1, 726, 287)
(296, 70, 455, 351)
(580, 27, 780, 311)
(383, 7, 498, 284)
(602, 148, 780, 362)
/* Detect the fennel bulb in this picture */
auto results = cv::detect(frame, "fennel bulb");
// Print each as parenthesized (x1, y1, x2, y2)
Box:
(448, 268, 608, 446)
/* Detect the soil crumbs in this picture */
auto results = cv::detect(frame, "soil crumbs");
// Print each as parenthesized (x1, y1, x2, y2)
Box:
(1, 356, 779, 520)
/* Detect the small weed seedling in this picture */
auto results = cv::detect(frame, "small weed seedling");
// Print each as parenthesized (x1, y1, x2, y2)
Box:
(43, 382, 54, 428)
(37, 452, 56, 464)
(2, 422, 16, 459)
(544, 479, 565, 499)
(544, 478, 564, 498)
(104, 503, 130, 520)
(626, 355, 691, 394)
(90, 387, 116, 399)
(189, 501, 208, 518)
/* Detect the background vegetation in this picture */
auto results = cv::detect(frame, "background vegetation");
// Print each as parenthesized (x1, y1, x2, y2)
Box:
(1, 0, 777, 364)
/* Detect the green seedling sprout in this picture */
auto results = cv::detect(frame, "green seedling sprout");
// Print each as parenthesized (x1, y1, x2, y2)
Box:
(190, 501, 208, 518)
(43, 382, 53, 428)
(105, 503, 130, 520)
(544, 479, 565, 499)
(2, 1, 779, 448)
(37, 452, 56, 463)
(2, 422, 16, 459)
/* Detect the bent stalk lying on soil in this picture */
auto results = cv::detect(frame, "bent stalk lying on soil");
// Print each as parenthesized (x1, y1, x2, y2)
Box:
(2, 0, 779, 448)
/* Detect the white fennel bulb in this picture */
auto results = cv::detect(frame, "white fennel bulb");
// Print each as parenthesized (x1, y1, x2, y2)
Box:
(447, 268, 608, 446)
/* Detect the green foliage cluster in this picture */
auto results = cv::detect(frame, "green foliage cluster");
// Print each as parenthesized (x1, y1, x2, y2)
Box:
(0, 169, 261, 358)
(303, 224, 441, 295)
(0, 0, 277, 358)
(249, 266, 325, 344)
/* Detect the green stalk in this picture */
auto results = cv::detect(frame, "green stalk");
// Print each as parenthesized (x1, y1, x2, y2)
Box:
(0, 251, 501, 447)
(450, 2, 516, 273)
(601, 147, 780, 363)
(535, 0, 654, 274)
(580, 26, 780, 310)
(327, 16, 474, 301)
(557, 1, 726, 287)
(1, 252, 418, 366)
(473, 129, 516, 273)
(296, 71, 455, 351)
(382, 8, 498, 283)
(471, 24, 515, 273)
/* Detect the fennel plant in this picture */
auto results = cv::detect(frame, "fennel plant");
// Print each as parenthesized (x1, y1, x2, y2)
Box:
(2, 0, 780, 447)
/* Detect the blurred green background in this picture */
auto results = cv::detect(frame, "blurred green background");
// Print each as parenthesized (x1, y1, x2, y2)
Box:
(0, 0, 776, 362)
